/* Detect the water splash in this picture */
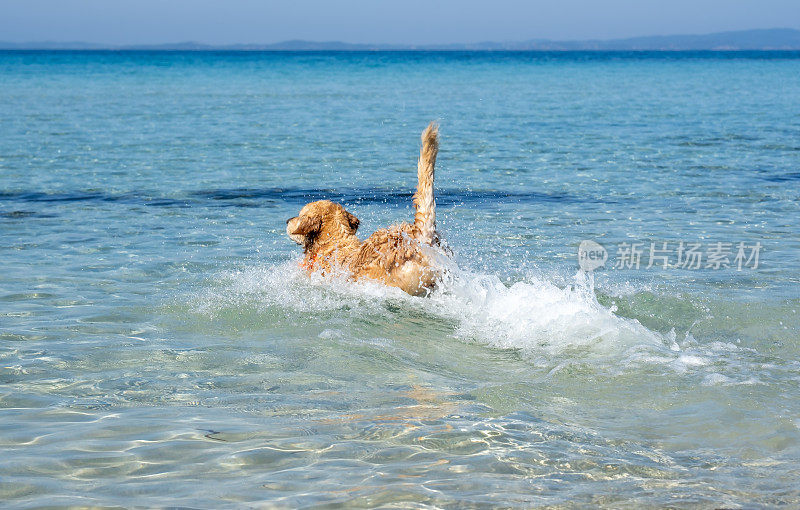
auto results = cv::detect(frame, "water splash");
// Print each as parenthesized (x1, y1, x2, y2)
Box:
(196, 258, 665, 357)
(432, 268, 663, 355)
(189, 255, 790, 390)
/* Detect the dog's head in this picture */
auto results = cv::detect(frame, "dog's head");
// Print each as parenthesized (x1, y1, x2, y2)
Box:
(286, 200, 360, 250)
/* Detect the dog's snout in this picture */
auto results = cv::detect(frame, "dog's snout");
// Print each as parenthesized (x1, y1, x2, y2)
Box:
(286, 218, 291, 225)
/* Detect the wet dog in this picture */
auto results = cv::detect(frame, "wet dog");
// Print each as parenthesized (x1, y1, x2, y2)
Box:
(286, 123, 443, 296)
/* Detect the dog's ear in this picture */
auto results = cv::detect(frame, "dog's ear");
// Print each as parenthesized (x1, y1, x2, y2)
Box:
(344, 210, 360, 232)
(290, 215, 322, 236)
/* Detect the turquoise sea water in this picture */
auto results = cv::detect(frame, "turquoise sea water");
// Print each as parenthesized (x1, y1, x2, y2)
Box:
(1, 51, 799, 507)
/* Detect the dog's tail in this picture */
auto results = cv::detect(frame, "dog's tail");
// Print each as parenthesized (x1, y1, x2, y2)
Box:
(413, 122, 439, 244)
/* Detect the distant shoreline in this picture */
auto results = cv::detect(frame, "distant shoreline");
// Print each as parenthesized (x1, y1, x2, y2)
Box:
(2, 28, 800, 52)
(2, 49, 800, 54)
(2, 50, 800, 59)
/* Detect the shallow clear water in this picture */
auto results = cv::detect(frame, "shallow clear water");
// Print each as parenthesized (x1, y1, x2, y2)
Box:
(1, 51, 799, 507)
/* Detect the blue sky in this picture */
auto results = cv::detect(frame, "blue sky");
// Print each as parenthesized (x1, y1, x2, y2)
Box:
(1, 0, 798, 45)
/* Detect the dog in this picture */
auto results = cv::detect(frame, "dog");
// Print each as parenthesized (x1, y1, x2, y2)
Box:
(286, 122, 443, 296)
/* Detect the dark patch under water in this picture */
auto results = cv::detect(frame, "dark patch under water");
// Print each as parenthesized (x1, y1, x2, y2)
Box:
(0, 210, 58, 219)
(0, 187, 582, 210)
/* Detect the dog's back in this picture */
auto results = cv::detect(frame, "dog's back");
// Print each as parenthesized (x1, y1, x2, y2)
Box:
(348, 123, 441, 295)
(287, 122, 443, 296)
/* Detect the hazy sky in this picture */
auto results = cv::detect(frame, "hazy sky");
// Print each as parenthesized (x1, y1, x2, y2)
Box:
(1, 0, 799, 45)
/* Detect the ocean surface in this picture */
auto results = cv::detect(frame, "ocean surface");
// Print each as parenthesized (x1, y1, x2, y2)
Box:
(1, 51, 799, 508)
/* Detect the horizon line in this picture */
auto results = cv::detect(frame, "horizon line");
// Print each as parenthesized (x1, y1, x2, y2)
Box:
(2, 27, 800, 51)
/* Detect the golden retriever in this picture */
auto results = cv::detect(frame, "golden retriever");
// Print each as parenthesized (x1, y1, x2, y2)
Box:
(286, 123, 443, 296)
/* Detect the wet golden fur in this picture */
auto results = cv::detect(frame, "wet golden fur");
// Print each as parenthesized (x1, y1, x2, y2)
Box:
(286, 123, 443, 296)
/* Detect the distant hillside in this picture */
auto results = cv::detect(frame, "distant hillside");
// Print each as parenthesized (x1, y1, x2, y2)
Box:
(526, 28, 800, 51)
(2, 28, 800, 51)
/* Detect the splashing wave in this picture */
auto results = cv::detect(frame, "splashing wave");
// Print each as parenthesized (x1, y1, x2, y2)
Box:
(196, 259, 665, 357)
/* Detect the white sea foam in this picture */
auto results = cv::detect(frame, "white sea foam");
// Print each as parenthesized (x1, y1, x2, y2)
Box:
(199, 259, 664, 356)
(189, 257, 778, 387)
(430, 268, 663, 355)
